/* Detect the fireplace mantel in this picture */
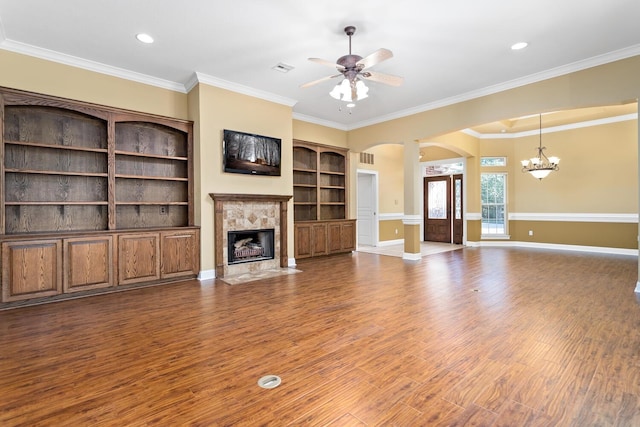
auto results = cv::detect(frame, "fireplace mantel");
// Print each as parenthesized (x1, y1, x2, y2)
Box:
(210, 193, 292, 204)
(209, 193, 292, 277)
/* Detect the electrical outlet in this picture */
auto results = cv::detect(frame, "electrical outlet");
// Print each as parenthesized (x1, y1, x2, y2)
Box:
(395, 228, 398, 235)
(528, 230, 533, 236)
(159, 205, 168, 215)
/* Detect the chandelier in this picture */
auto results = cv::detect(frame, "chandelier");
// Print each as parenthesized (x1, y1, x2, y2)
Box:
(521, 114, 559, 180)
(329, 78, 369, 102)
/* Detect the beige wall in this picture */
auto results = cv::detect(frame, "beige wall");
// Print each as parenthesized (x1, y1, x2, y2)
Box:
(355, 144, 405, 242)
(0, 50, 188, 119)
(192, 83, 294, 272)
(474, 118, 638, 249)
(420, 117, 638, 219)
(379, 219, 404, 241)
(415, 117, 638, 249)
(510, 221, 637, 248)
(511, 119, 638, 214)
(347, 57, 639, 251)
(292, 120, 348, 148)
(357, 144, 405, 213)
(348, 56, 640, 151)
(420, 146, 461, 162)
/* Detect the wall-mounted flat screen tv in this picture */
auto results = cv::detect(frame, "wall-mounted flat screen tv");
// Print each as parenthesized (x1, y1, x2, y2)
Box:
(223, 129, 281, 176)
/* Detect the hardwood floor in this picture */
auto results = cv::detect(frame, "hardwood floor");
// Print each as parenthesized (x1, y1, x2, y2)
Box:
(1, 247, 639, 426)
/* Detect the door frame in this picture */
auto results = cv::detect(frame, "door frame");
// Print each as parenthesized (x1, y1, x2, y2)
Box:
(418, 157, 467, 245)
(356, 169, 379, 246)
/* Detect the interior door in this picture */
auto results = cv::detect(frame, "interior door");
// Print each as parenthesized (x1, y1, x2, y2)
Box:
(357, 173, 376, 246)
(452, 174, 463, 244)
(424, 176, 451, 243)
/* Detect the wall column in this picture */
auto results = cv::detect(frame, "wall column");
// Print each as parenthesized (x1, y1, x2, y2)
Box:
(403, 141, 422, 260)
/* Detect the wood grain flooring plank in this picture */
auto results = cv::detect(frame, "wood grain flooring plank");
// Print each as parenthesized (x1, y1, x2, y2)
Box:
(492, 400, 536, 427)
(1, 248, 638, 426)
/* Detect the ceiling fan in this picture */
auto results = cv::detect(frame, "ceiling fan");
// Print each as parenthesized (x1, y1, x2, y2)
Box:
(301, 26, 403, 102)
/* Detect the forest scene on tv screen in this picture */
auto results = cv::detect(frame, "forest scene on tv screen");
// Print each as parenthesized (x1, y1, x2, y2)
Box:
(223, 130, 281, 176)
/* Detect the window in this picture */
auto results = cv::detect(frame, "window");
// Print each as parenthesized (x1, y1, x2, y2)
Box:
(481, 157, 507, 167)
(427, 180, 447, 219)
(481, 173, 507, 236)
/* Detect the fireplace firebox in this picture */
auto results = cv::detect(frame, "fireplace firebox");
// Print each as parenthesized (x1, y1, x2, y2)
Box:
(228, 229, 275, 265)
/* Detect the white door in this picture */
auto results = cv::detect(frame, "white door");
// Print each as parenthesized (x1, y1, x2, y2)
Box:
(357, 172, 377, 246)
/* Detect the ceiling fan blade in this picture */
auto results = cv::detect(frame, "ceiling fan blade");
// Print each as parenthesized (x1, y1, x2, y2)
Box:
(300, 74, 342, 88)
(361, 71, 404, 87)
(357, 48, 393, 69)
(308, 57, 345, 71)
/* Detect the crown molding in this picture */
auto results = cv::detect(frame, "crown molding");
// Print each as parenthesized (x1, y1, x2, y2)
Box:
(2, 24, 638, 131)
(192, 72, 297, 107)
(0, 39, 187, 93)
(348, 44, 640, 131)
(461, 113, 638, 139)
(291, 112, 348, 131)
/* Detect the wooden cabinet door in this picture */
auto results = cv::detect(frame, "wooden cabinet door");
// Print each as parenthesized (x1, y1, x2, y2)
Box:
(341, 221, 356, 252)
(161, 230, 199, 279)
(294, 223, 312, 259)
(2, 239, 62, 302)
(327, 223, 343, 253)
(63, 236, 113, 293)
(311, 223, 328, 256)
(117, 233, 160, 286)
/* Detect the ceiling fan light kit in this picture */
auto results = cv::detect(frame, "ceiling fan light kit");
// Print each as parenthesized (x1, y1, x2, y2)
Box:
(302, 25, 403, 106)
(329, 78, 369, 102)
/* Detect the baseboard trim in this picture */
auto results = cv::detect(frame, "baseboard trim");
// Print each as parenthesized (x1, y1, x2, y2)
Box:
(198, 269, 215, 281)
(403, 252, 422, 261)
(466, 240, 638, 256)
(288, 258, 297, 268)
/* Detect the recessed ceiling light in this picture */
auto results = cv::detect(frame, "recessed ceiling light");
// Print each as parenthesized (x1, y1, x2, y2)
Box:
(136, 33, 154, 44)
(511, 42, 528, 50)
(346, 103, 355, 108)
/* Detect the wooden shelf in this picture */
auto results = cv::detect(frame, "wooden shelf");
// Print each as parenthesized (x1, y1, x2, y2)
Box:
(292, 140, 348, 222)
(115, 202, 188, 206)
(293, 140, 351, 258)
(115, 150, 188, 161)
(115, 174, 188, 181)
(0, 87, 198, 307)
(6, 140, 108, 153)
(5, 201, 107, 206)
(5, 168, 108, 178)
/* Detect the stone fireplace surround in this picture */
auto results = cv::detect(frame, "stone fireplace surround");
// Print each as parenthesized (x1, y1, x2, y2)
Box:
(209, 193, 292, 278)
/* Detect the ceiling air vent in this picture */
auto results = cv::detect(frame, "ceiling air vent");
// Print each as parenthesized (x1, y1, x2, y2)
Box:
(272, 63, 294, 73)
